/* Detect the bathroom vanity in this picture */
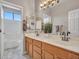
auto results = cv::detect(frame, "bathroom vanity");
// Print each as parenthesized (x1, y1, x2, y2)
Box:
(25, 33, 79, 59)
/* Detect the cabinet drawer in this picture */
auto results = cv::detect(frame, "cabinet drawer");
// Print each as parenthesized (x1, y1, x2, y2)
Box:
(69, 53, 79, 59)
(56, 48, 70, 59)
(45, 52, 54, 59)
(33, 45, 41, 54)
(33, 40, 42, 48)
(45, 43, 69, 59)
(45, 43, 56, 54)
(33, 51, 41, 59)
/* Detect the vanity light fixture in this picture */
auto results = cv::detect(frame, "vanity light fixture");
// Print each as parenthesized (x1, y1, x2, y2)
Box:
(40, 0, 59, 9)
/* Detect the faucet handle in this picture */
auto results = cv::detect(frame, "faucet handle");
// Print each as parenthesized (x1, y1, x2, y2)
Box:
(0, 29, 1, 32)
(67, 31, 70, 36)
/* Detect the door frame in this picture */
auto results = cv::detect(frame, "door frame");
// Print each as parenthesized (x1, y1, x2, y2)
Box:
(0, 1, 23, 59)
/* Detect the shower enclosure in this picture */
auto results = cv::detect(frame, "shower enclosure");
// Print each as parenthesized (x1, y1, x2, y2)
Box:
(0, 1, 23, 59)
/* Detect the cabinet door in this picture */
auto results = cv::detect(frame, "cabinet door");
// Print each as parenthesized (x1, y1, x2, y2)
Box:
(33, 51, 41, 59)
(69, 53, 79, 59)
(29, 43, 33, 57)
(25, 38, 29, 54)
(42, 50, 45, 59)
(45, 52, 54, 59)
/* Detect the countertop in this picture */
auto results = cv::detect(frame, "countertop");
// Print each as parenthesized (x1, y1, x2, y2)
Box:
(25, 33, 79, 54)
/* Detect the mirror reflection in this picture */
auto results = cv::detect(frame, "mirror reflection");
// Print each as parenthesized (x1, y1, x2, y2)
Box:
(42, 14, 52, 33)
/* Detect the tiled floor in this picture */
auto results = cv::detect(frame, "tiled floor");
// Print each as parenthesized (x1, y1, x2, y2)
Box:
(4, 47, 31, 59)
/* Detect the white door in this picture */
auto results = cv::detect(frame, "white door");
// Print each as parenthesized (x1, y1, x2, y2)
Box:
(3, 6, 22, 49)
(0, 2, 23, 59)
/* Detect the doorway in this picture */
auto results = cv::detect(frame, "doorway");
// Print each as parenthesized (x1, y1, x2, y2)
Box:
(0, 1, 23, 59)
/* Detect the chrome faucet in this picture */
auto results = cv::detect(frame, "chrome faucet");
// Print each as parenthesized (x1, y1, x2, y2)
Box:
(35, 30, 39, 36)
(61, 32, 70, 41)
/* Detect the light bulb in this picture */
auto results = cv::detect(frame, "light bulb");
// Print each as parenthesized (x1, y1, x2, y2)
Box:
(52, 0, 56, 3)
(44, 1, 47, 4)
(40, 4, 43, 7)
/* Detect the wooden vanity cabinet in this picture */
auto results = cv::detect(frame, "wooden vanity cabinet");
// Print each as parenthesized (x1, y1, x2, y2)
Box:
(42, 42, 79, 59)
(25, 37, 79, 59)
(25, 37, 33, 57)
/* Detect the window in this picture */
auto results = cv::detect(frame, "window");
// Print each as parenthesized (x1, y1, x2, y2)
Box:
(14, 13, 21, 21)
(4, 12, 13, 20)
(4, 11, 21, 21)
